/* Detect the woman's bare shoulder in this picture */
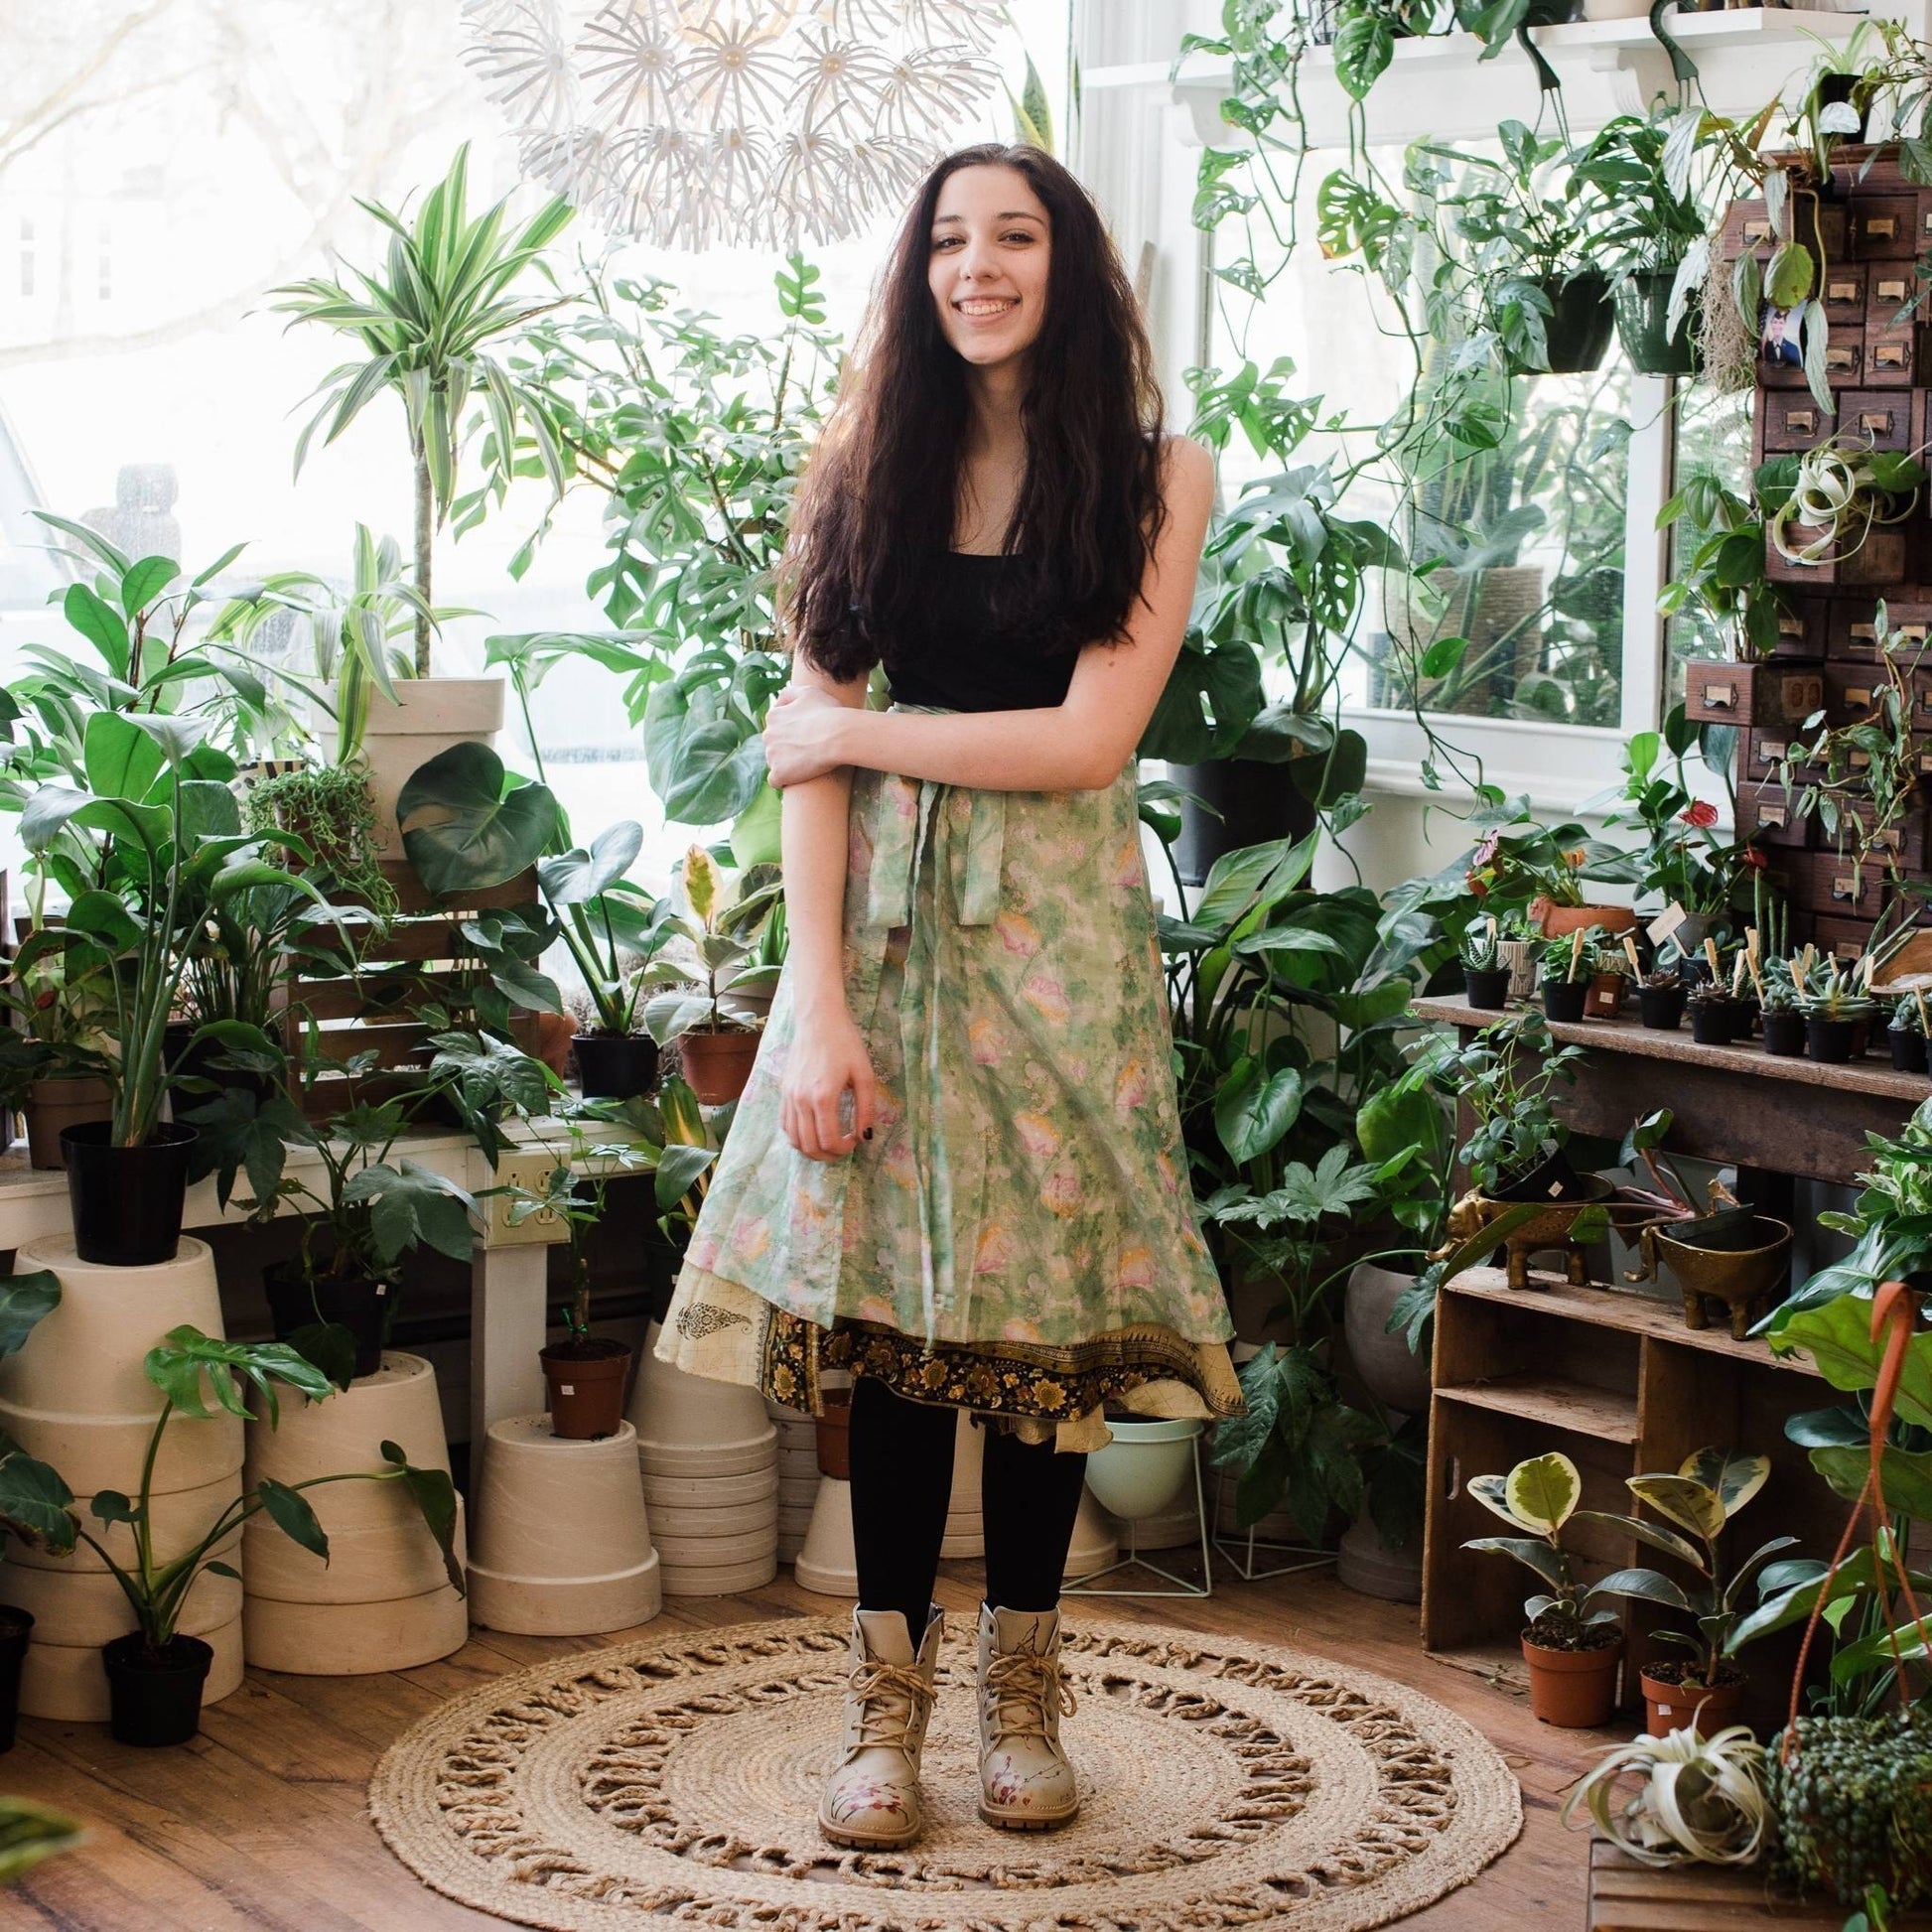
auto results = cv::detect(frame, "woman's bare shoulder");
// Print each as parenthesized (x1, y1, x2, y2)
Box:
(1159, 432, 1214, 498)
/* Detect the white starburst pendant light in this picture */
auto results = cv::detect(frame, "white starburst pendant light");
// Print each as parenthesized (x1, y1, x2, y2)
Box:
(460, 1, 1010, 250)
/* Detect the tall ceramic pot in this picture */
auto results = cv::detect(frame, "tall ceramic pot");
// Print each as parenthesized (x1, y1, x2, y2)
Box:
(350, 676, 505, 863)
(1341, 1264, 1432, 1414)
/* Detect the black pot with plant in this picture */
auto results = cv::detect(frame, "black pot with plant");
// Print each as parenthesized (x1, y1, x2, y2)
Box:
(1637, 971, 1686, 1032)
(1802, 972, 1874, 1066)
(1688, 984, 1739, 1045)
(1460, 918, 1511, 1010)
(1539, 928, 1594, 1024)
(1888, 996, 1929, 1073)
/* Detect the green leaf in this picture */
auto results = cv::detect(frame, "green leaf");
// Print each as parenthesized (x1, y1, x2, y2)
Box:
(0, 1443, 74, 1554)
(1772, 1295, 1932, 1432)
(256, 1477, 329, 1561)
(1812, 1443, 1932, 1520)
(64, 583, 129, 679)
(1214, 1058, 1304, 1165)
(1333, 11, 1394, 99)
(654, 1142, 716, 1211)
(82, 709, 163, 804)
(381, 1440, 464, 1594)
(397, 741, 560, 896)
(1627, 1472, 1725, 1540)
(1679, 1447, 1767, 1517)
(1593, 1565, 1695, 1612)
(119, 556, 180, 617)
(1462, 1534, 1566, 1587)
(0, 1271, 60, 1360)
(537, 821, 642, 905)
(1763, 240, 1815, 311)
(1505, 1451, 1580, 1535)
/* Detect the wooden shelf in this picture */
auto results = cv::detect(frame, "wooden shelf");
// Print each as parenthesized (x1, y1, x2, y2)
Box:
(1444, 1269, 1824, 1378)
(1437, 1369, 1640, 1445)
(1589, 1838, 1932, 1929)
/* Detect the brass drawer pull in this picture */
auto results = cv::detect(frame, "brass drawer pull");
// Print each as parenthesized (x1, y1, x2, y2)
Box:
(1760, 805, 1788, 828)
(1878, 277, 1909, 301)
(1861, 411, 1894, 433)
(1875, 345, 1909, 367)
(1830, 280, 1862, 301)
(1847, 686, 1872, 706)
(1826, 347, 1857, 369)
(1744, 218, 1772, 242)
(1865, 215, 1899, 239)
(1788, 409, 1817, 432)
(1702, 682, 1735, 709)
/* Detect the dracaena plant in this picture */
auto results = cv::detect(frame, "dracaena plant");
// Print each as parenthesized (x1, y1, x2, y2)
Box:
(61, 1327, 460, 1658)
(272, 145, 573, 675)
(13, 711, 321, 1149)
(1585, 1448, 1798, 1689)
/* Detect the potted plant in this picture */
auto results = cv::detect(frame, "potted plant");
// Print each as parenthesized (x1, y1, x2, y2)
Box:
(644, 847, 778, 1107)
(1561, 1721, 1769, 1866)
(1762, 441, 1926, 580)
(51, 1325, 458, 1745)
(1430, 122, 1615, 376)
(1586, 1448, 1796, 1738)
(2, 939, 116, 1171)
(1889, 993, 1930, 1074)
(15, 712, 319, 1264)
(1540, 928, 1594, 1024)
(1801, 967, 1875, 1065)
(1463, 816, 1637, 941)
(1460, 917, 1511, 1010)
(1586, 935, 1636, 1021)
(1638, 968, 1686, 1033)
(1758, 967, 1807, 1057)
(1687, 978, 1741, 1047)
(1461, 1450, 1623, 1726)
(536, 821, 674, 1102)
(1451, 1008, 1592, 1204)
(272, 148, 574, 848)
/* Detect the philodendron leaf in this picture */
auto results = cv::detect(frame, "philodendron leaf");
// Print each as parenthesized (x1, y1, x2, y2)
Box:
(397, 741, 560, 896)
(0, 1441, 74, 1554)
(537, 820, 642, 905)
(381, 1440, 464, 1595)
(1506, 1452, 1581, 1535)
(256, 1477, 329, 1561)
(0, 1271, 60, 1360)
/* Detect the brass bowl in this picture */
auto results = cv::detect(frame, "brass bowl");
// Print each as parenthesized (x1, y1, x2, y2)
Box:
(1630, 1215, 1793, 1339)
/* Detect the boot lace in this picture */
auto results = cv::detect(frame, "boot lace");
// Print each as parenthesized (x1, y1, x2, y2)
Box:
(983, 1648, 1077, 1742)
(841, 1659, 936, 1762)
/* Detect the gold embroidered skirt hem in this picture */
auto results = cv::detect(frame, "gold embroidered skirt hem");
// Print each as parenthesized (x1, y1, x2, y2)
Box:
(658, 1261, 1243, 1454)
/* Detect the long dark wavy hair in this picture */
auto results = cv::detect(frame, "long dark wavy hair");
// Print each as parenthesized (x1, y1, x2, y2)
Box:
(779, 143, 1169, 682)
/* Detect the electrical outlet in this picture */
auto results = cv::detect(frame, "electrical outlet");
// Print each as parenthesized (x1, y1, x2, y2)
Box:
(484, 1153, 574, 1249)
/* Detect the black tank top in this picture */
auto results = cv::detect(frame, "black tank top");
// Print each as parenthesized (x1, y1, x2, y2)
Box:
(884, 549, 1076, 714)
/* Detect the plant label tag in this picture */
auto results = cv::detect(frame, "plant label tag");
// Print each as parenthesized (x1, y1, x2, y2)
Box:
(1546, 1181, 1565, 1198)
(1647, 903, 1688, 947)
(560, 1384, 575, 1397)
(375, 1283, 388, 1297)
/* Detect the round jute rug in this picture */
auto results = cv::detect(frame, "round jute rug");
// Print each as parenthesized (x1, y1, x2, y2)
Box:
(368, 1614, 1521, 1932)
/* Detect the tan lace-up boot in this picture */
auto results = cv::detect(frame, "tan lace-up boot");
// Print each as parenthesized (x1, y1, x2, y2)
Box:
(817, 1603, 943, 1849)
(975, 1601, 1079, 1830)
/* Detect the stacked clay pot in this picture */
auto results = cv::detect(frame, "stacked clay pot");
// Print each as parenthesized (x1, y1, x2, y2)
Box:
(241, 1352, 469, 1671)
(768, 1400, 819, 1563)
(0, 1237, 244, 1720)
(469, 1415, 661, 1634)
(629, 1322, 776, 1595)
(938, 1408, 986, 1560)
(1062, 1487, 1118, 1584)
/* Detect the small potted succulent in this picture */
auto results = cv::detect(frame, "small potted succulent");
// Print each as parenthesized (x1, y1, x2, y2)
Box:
(1587, 935, 1639, 1021)
(1462, 1450, 1622, 1726)
(1801, 969, 1875, 1065)
(1757, 969, 1807, 1058)
(1687, 978, 1741, 1046)
(1637, 968, 1686, 1033)
(1540, 929, 1594, 1024)
(1460, 918, 1512, 1010)
(1887, 992, 1929, 1074)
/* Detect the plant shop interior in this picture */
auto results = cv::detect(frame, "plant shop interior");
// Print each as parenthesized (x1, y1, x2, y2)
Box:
(23, 0, 1932, 1926)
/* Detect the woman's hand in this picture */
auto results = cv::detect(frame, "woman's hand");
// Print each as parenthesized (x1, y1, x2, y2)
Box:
(780, 1006, 878, 1162)
(761, 684, 852, 788)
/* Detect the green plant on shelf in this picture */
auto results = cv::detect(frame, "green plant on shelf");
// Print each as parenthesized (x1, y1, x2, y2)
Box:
(1459, 919, 1502, 973)
(1798, 967, 1877, 1024)
(1890, 994, 1930, 1038)
(1541, 927, 1600, 985)
(1761, 441, 1926, 574)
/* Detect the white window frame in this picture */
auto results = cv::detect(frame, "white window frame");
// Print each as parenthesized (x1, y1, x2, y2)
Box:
(1072, 0, 1907, 812)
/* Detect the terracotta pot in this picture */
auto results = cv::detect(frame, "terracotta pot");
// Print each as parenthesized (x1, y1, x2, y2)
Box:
(1524, 1633, 1622, 1727)
(816, 1387, 852, 1480)
(1342, 1263, 1432, 1413)
(1530, 899, 1638, 941)
(1586, 972, 1628, 1020)
(1640, 1665, 1745, 1737)
(541, 1339, 631, 1441)
(24, 1076, 112, 1172)
(678, 1028, 761, 1105)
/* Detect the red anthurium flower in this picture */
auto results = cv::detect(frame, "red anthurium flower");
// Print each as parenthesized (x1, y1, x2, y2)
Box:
(1680, 801, 1720, 829)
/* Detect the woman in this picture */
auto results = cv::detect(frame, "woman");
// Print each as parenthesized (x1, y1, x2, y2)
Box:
(655, 141, 1241, 1850)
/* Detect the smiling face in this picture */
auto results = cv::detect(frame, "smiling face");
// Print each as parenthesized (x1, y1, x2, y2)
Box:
(927, 162, 1050, 370)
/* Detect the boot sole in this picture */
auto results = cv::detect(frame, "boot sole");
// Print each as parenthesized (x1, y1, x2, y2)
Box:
(818, 1812, 921, 1851)
(979, 1801, 1079, 1832)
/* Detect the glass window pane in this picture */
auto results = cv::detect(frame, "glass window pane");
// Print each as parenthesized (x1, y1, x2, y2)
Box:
(1665, 384, 1755, 709)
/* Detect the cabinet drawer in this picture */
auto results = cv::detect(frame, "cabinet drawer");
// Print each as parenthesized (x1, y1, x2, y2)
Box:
(1794, 849, 1888, 918)
(1830, 602, 1932, 661)
(1825, 264, 1867, 322)
(1840, 801, 1929, 871)
(1825, 663, 1881, 724)
(1684, 659, 1823, 728)
(1851, 197, 1918, 258)
(1766, 524, 1911, 589)
(1811, 912, 1877, 965)
(1771, 603, 1828, 657)
(1842, 389, 1914, 448)
(1722, 192, 1844, 263)
(1864, 327, 1919, 385)
(1745, 729, 1825, 781)
(1866, 267, 1916, 327)
(1760, 389, 1834, 451)
(1736, 779, 1812, 849)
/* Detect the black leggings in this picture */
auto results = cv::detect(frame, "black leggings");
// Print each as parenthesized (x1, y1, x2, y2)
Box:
(848, 1374, 1088, 1637)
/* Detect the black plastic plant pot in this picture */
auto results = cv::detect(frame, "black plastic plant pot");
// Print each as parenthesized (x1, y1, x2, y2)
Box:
(1891, 1030, 1929, 1074)
(102, 1631, 212, 1747)
(1538, 270, 1616, 375)
(1637, 984, 1687, 1032)
(572, 1032, 660, 1101)
(1689, 1002, 1736, 1046)
(0, 1607, 31, 1752)
(1613, 269, 1698, 377)
(1463, 966, 1512, 1011)
(1542, 979, 1588, 1023)
(62, 1122, 196, 1268)
(1490, 1146, 1586, 1204)
(262, 1261, 388, 1380)
(1816, 73, 1868, 141)
(164, 1021, 271, 1121)
(1761, 1010, 1808, 1057)
(1807, 1015, 1858, 1064)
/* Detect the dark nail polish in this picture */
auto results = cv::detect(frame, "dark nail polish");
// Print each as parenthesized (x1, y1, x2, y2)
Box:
(863, 1128, 874, 1140)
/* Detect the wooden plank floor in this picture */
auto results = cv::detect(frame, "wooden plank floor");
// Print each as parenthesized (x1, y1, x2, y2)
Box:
(0, 1563, 1606, 1931)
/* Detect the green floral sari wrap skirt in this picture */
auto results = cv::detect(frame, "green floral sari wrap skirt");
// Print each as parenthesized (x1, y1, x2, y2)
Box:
(655, 705, 1243, 1453)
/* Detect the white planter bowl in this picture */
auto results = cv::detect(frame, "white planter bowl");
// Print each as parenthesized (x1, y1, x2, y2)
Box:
(1084, 1419, 1201, 1522)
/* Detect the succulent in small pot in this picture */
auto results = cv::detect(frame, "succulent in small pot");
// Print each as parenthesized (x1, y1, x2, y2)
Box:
(1686, 980, 1740, 1046)
(1801, 969, 1875, 1065)
(1757, 969, 1807, 1057)
(1562, 1721, 1769, 1867)
(1887, 992, 1929, 1074)
(1540, 927, 1596, 1024)
(1461, 1450, 1623, 1727)
(1637, 969, 1687, 1032)
(1460, 918, 1512, 1010)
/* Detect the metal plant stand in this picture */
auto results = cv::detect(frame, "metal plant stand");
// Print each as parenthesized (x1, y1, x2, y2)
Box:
(1062, 1439, 1212, 1599)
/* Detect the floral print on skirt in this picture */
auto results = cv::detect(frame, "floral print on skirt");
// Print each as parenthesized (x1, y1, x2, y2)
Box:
(655, 704, 1242, 1453)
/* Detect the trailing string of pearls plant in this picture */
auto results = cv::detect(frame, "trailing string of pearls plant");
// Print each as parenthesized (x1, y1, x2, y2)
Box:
(458, 0, 1010, 249)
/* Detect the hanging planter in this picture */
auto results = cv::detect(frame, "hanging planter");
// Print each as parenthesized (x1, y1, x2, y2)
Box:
(1613, 270, 1699, 376)
(62, 1123, 196, 1268)
(1532, 270, 1616, 375)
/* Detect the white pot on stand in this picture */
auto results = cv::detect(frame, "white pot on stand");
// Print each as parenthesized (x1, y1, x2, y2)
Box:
(349, 676, 505, 864)
(0, 1237, 244, 1720)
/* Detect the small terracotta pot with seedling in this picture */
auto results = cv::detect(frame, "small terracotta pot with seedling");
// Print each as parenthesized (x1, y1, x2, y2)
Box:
(1587, 933, 1641, 1020)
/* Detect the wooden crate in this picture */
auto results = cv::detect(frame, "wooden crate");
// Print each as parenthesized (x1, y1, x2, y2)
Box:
(1588, 1839, 1931, 1929)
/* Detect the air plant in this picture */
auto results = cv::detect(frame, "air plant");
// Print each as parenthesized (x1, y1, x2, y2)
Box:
(1763, 438, 1925, 571)
(1562, 1722, 1770, 1867)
